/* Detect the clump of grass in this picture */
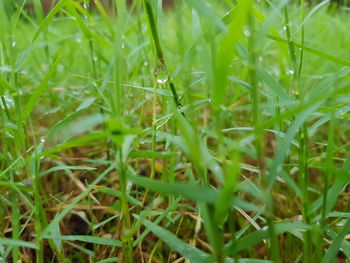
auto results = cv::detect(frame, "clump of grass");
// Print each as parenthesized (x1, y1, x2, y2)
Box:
(1, 0, 350, 262)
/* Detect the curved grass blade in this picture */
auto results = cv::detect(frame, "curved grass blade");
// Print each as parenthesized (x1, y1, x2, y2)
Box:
(21, 63, 57, 121)
(128, 173, 260, 212)
(134, 215, 209, 263)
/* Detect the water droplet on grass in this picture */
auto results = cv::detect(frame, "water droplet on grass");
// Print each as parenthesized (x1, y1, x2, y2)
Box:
(157, 71, 168, 84)
(157, 76, 168, 84)
(287, 69, 294, 75)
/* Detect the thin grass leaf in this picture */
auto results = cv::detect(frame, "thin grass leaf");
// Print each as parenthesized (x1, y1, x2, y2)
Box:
(128, 173, 260, 212)
(21, 63, 57, 121)
(42, 235, 122, 247)
(322, 219, 350, 263)
(224, 222, 311, 256)
(0, 238, 37, 249)
(258, 68, 291, 102)
(96, 258, 119, 263)
(95, 186, 142, 207)
(267, 34, 350, 67)
(128, 173, 220, 204)
(134, 215, 209, 263)
(0, 74, 13, 94)
(39, 165, 96, 177)
(311, 153, 350, 216)
(46, 98, 96, 143)
(213, 0, 253, 108)
(32, 0, 69, 43)
(268, 103, 321, 189)
(43, 164, 115, 235)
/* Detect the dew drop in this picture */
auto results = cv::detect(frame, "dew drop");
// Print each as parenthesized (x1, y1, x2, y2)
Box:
(157, 76, 168, 84)
(287, 69, 294, 75)
(243, 28, 251, 37)
(195, 45, 203, 52)
(157, 71, 168, 84)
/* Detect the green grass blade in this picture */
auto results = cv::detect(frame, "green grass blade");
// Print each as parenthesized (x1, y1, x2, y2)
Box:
(0, 238, 37, 249)
(43, 164, 115, 235)
(42, 235, 122, 247)
(21, 62, 58, 121)
(224, 222, 311, 256)
(321, 219, 350, 263)
(134, 215, 209, 263)
(32, 0, 69, 43)
(267, 34, 350, 67)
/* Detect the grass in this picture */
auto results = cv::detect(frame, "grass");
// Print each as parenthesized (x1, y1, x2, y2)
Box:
(1, 0, 350, 262)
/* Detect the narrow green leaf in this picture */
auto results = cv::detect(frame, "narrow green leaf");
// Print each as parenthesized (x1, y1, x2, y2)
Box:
(258, 68, 291, 102)
(39, 166, 96, 177)
(268, 103, 321, 189)
(128, 174, 261, 212)
(0, 74, 13, 94)
(21, 63, 57, 121)
(267, 34, 350, 67)
(322, 219, 350, 263)
(224, 222, 311, 256)
(32, 0, 69, 43)
(128, 173, 220, 204)
(43, 235, 122, 247)
(44, 164, 115, 235)
(0, 238, 37, 249)
(134, 215, 209, 263)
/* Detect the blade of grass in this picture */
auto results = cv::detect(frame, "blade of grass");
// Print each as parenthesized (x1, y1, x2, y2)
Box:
(21, 61, 58, 121)
(321, 219, 350, 263)
(134, 214, 209, 263)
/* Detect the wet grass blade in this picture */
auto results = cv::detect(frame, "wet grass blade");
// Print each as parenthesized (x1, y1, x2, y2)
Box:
(21, 62, 58, 121)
